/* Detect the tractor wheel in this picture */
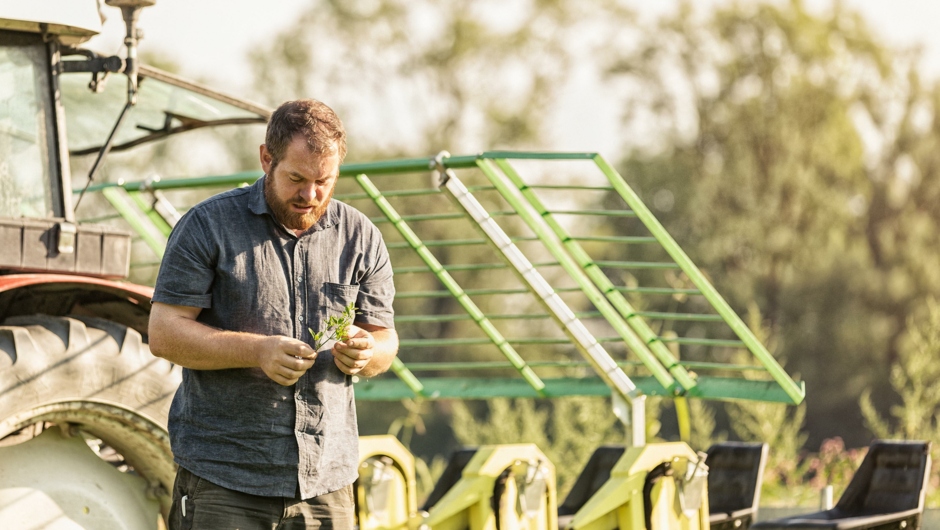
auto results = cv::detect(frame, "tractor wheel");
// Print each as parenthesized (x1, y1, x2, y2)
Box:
(0, 313, 182, 527)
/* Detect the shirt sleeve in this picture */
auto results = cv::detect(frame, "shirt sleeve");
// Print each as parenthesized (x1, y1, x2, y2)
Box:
(355, 228, 395, 329)
(152, 207, 217, 308)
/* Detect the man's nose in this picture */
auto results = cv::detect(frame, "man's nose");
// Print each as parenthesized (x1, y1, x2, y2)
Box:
(298, 183, 317, 202)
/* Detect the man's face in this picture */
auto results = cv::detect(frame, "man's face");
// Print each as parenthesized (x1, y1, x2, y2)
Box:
(260, 136, 341, 232)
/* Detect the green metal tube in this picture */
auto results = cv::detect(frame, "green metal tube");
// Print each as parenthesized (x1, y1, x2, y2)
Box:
(337, 188, 442, 201)
(480, 151, 598, 160)
(395, 313, 552, 323)
(101, 187, 166, 258)
(547, 209, 636, 217)
(489, 158, 699, 395)
(402, 360, 646, 371)
(389, 358, 426, 397)
(659, 337, 746, 347)
(128, 191, 173, 237)
(354, 375, 804, 402)
(616, 287, 701, 295)
(593, 261, 680, 270)
(528, 185, 615, 191)
(675, 397, 691, 443)
(393, 263, 511, 274)
(573, 236, 658, 244)
(592, 155, 805, 405)
(475, 159, 679, 395)
(355, 173, 547, 396)
(636, 312, 724, 322)
(79, 171, 262, 193)
(399, 338, 577, 347)
(394, 288, 532, 298)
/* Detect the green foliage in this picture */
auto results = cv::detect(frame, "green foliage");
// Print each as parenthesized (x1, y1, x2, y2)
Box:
(686, 399, 725, 452)
(609, 0, 940, 447)
(803, 438, 866, 501)
(860, 297, 940, 504)
(246, 0, 632, 157)
(449, 397, 626, 496)
(309, 302, 357, 350)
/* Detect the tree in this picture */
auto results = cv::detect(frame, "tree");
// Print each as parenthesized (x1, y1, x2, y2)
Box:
(605, 0, 940, 447)
(245, 0, 632, 158)
(861, 297, 940, 503)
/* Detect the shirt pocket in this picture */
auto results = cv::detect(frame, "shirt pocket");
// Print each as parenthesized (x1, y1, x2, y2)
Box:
(318, 282, 360, 324)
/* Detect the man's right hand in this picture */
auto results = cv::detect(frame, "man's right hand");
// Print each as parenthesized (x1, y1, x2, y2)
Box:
(259, 336, 317, 386)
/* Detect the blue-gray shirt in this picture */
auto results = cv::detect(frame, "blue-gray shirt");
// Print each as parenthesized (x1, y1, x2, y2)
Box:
(152, 176, 395, 499)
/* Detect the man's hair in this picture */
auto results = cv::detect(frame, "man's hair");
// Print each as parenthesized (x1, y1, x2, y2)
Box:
(265, 99, 347, 167)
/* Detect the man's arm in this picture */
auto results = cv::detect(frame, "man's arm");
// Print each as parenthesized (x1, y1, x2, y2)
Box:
(149, 302, 317, 386)
(332, 322, 399, 378)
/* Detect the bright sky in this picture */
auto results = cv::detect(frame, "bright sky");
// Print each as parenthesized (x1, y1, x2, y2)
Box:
(85, 0, 940, 155)
(88, 0, 940, 88)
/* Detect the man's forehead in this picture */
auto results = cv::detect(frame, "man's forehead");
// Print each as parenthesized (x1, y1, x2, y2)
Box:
(288, 135, 339, 156)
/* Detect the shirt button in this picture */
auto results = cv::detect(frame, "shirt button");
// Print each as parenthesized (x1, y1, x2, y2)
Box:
(299, 315, 305, 322)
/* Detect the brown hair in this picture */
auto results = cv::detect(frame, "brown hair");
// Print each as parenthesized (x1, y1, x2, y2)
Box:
(265, 99, 347, 168)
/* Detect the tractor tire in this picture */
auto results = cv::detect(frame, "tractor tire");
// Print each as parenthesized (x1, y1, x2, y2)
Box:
(0, 313, 182, 518)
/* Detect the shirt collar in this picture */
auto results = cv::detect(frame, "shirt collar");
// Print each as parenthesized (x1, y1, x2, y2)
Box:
(248, 176, 269, 216)
(248, 175, 339, 234)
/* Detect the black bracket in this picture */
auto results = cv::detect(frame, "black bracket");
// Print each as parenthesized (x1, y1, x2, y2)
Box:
(59, 56, 126, 75)
(58, 49, 127, 93)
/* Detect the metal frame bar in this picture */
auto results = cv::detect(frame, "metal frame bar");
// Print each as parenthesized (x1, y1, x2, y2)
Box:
(486, 158, 701, 396)
(439, 167, 646, 443)
(354, 376, 800, 403)
(79, 150, 804, 405)
(589, 154, 805, 404)
(355, 173, 547, 397)
(473, 158, 686, 395)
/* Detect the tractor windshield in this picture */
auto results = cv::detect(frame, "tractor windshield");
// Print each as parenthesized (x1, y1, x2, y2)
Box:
(0, 31, 56, 218)
(61, 64, 270, 157)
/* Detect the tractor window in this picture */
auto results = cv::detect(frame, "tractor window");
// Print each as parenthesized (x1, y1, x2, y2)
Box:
(61, 64, 268, 158)
(0, 32, 56, 218)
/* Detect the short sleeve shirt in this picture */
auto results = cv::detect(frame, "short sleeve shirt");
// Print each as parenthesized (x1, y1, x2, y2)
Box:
(152, 176, 395, 499)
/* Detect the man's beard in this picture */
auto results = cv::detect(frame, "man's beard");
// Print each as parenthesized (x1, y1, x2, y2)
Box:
(264, 174, 332, 232)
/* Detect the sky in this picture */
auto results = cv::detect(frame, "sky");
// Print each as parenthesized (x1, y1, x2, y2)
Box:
(84, 0, 940, 156)
(87, 0, 940, 89)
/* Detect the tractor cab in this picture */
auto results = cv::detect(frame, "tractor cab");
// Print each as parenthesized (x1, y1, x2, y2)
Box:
(0, 0, 267, 279)
(0, 3, 268, 527)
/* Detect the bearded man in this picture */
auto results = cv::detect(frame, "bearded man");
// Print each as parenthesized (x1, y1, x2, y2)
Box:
(149, 99, 398, 530)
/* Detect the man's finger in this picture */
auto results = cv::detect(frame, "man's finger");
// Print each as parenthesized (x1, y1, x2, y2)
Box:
(281, 339, 316, 359)
(332, 351, 357, 368)
(334, 357, 367, 375)
(341, 338, 373, 350)
(286, 356, 314, 371)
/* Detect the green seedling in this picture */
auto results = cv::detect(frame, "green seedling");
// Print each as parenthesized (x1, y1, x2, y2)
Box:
(309, 302, 357, 351)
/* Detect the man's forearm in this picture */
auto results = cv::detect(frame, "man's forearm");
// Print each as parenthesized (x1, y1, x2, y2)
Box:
(358, 328, 399, 378)
(149, 308, 267, 370)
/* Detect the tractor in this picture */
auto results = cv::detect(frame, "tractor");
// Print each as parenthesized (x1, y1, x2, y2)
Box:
(0, 1, 270, 526)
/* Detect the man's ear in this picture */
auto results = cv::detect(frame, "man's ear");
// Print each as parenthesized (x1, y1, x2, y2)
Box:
(260, 144, 273, 174)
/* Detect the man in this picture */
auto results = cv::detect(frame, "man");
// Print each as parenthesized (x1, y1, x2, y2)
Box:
(149, 99, 398, 529)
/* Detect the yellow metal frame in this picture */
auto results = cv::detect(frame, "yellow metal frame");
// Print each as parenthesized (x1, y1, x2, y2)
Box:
(357, 435, 419, 530)
(568, 442, 709, 530)
(423, 444, 558, 530)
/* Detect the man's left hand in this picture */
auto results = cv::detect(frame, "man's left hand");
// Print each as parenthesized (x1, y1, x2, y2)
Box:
(332, 325, 375, 375)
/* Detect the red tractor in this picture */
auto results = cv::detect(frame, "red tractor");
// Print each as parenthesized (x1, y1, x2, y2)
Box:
(0, 1, 268, 526)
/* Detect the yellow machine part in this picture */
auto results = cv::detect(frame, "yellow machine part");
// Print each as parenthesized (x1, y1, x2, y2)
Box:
(422, 443, 557, 530)
(568, 442, 709, 530)
(357, 435, 420, 530)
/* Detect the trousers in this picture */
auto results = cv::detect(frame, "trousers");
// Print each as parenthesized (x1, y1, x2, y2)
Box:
(168, 466, 355, 530)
